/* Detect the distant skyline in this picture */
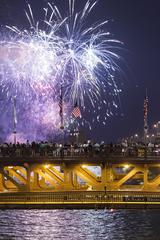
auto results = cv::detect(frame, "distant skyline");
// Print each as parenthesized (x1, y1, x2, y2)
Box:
(0, 0, 160, 142)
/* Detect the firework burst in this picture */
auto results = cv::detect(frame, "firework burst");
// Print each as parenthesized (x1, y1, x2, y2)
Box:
(0, 0, 123, 141)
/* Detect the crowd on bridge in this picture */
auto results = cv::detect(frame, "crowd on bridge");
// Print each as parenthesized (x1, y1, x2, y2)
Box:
(0, 141, 107, 157)
(0, 140, 159, 157)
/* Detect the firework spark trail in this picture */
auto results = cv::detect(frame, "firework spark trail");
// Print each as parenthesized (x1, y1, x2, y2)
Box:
(0, 0, 123, 141)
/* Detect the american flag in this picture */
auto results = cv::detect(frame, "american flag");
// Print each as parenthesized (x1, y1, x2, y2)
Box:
(72, 102, 81, 118)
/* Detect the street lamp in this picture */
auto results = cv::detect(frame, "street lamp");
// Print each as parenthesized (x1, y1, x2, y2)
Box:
(154, 123, 158, 137)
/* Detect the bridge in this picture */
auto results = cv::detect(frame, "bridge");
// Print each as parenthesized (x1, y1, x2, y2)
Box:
(1, 150, 160, 208)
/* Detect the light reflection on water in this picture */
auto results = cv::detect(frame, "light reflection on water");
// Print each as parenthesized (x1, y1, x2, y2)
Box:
(0, 209, 159, 240)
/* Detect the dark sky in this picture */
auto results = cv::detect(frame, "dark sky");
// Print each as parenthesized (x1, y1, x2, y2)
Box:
(0, 0, 160, 142)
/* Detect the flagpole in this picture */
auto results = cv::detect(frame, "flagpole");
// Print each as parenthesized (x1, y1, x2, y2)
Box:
(59, 82, 65, 145)
(144, 89, 148, 140)
(60, 83, 64, 130)
(13, 96, 17, 145)
(143, 89, 148, 158)
(76, 127, 79, 144)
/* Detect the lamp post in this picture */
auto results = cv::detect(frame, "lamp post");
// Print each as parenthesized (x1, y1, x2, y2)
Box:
(153, 123, 158, 137)
(134, 134, 138, 143)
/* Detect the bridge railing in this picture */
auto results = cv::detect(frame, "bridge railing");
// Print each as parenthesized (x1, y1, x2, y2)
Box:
(0, 145, 160, 159)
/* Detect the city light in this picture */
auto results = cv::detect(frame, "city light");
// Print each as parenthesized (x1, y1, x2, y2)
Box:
(44, 164, 50, 169)
(123, 164, 130, 170)
(82, 165, 87, 169)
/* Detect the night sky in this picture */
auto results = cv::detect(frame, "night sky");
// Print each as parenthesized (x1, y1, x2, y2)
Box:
(0, 0, 160, 142)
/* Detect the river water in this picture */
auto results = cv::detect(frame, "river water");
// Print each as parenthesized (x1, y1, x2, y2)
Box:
(0, 209, 159, 240)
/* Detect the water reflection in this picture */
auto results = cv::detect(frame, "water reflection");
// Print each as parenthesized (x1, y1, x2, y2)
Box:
(0, 210, 159, 240)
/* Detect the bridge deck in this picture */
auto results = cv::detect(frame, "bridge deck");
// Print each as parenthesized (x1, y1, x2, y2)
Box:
(0, 191, 160, 209)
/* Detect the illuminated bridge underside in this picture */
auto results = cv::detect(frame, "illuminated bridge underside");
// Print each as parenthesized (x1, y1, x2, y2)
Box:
(1, 157, 160, 192)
